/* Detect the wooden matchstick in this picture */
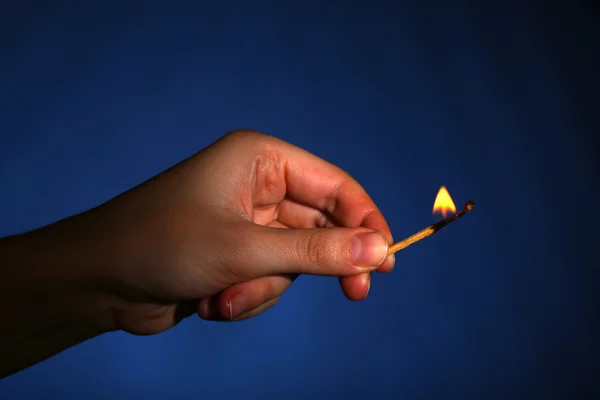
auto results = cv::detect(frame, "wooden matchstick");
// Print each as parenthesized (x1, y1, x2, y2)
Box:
(388, 200, 476, 255)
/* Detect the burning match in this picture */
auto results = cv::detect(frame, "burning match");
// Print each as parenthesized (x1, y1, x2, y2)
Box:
(388, 186, 475, 255)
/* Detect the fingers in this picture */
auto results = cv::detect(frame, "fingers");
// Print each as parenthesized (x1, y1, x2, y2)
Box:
(198, 274, 295, 321)
(269, 134, 393, 236)
(236, 224, 389, 278)
(276, 198, 337, 228)
(221, 131, 393, 246)
(214, 131, 397, 305)
(247, 132, 395, 273)
(339, 273, 371, 301)
(230, 297, 280, 322)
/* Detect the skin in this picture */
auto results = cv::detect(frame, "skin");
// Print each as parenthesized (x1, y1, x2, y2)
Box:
(0, 130, 395, 378)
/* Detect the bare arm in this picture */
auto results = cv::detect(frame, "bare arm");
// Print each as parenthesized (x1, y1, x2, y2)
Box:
(0, 216, 114, 378)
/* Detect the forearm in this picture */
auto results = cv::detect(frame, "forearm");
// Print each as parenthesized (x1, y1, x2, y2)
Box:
(0, 216, 115, 378)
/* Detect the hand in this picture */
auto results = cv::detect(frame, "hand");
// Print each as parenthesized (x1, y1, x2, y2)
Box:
(86, 130, 394, 335)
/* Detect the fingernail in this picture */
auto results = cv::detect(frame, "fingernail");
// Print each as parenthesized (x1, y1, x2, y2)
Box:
(229, 295, 248, 320)
(352, 231, 388, 268)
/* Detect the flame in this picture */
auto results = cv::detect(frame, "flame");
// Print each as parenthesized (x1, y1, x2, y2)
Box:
(432, 186, 457, 218)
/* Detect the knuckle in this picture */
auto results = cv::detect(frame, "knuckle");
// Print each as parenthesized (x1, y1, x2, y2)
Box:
(221, 130, 280, 157)
(301, 230, 335, 269)
(261, 276, 276, 299)
(305, 231, 325, 267)
(225, 129, 269, 143)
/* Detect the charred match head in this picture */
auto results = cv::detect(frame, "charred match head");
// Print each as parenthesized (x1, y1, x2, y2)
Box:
(464, 200, 476, 211)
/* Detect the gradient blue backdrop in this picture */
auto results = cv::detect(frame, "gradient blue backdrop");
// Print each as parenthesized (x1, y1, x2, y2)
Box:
(1, 2, 598, 399)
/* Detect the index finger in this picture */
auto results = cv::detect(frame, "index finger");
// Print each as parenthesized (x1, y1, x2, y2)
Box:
(274, 137, 393, 243)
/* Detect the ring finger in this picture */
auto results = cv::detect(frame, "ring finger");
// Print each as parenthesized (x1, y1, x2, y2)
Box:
(198, 273, 296, 321)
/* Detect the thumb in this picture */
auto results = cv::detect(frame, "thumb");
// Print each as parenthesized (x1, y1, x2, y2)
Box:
(241, 225, 389, 277)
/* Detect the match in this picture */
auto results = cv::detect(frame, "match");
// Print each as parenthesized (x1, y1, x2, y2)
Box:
(388, 200, 476, 255)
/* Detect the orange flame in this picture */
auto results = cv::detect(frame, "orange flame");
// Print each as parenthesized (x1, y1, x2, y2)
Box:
(432, 186, 457, 218)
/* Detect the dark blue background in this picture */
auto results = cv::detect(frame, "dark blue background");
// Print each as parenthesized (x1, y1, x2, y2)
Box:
(1, 2, 598, 399)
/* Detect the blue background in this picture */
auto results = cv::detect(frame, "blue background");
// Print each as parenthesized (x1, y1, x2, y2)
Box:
(1, 2, 598, 399)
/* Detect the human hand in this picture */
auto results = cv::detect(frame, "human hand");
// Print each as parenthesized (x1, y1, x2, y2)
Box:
(85, 130, 394, 335)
